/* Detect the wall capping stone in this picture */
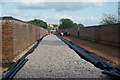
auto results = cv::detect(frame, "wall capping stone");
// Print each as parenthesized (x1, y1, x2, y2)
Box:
(0, 16, 46, 30)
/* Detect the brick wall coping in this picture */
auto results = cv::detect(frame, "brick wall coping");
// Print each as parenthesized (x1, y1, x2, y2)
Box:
(0, 16, 46, 30)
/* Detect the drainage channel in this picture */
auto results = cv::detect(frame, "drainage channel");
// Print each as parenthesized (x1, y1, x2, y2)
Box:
(1, 35, 46, 80)
(57, 36, 120, 79)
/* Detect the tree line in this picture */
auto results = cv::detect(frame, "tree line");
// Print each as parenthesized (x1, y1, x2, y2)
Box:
(27, 19, 47, 29)
(27, 14, 118, 30)
(59, 18, 84, 30)
(100, 14, 118, 25)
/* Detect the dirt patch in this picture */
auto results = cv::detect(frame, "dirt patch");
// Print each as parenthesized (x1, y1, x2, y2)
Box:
(62, 36, 120, 66)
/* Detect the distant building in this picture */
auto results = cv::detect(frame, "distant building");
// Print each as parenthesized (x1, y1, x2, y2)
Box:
(48, 24, 59, 27)
(48, 24, 54, 27)
(118, 1, 120, 22)
(48, 24, 59, 34)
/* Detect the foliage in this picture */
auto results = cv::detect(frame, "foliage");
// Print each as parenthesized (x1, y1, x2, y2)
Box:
(27, 19, 47, 29)
(59, 18, 84, 30)
(48, 27, 58, 30)
(77, 24, 84, 27)
(100, 14, 117, 25)
(59, 18, 74, 30)
(73, 23, 84, 27)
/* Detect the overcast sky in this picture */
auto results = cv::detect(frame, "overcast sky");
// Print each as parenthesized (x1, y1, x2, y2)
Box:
(0, 0, 119, 26)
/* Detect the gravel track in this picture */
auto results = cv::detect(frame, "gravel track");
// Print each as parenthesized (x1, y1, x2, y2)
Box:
(14, 35, 111, 79)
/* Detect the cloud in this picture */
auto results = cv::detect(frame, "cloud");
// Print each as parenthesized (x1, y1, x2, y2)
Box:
(36, 14, 101, 26)
(18, 2, 104, 11)
(10, 10, 22, 15)
(1, 0, 120, 2)
(0, 3, 2, 16)
(2, 9, 22, 16)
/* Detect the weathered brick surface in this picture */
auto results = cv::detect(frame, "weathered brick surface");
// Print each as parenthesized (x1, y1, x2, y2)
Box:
(63, 23, 120, 46)
(98, 25, 119, 46)
(0, 21, 2, 63)
(79, 27, 96, 41)
(62, 24, 120, 65)
(2, 20, 14, 63)
(1, 17, 47, 64)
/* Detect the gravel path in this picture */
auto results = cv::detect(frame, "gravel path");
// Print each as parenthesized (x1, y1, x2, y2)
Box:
(14, 35, 111, 79)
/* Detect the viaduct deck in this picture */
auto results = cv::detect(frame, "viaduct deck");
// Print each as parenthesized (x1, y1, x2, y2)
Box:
(14, 35, 111, 79)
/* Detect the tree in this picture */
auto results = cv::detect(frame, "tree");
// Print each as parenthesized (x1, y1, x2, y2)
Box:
(27, 19, 47, 29)
(48, 26, 58, 31)
(59, 18, 75, 30)
(77, 23, 84, 27)
(73, 23, 78, 27)
(59, 18, 84, 30)
(39, 22, 47, 29)
(100, 14, 117, 25)
(73, 23, 84, 28)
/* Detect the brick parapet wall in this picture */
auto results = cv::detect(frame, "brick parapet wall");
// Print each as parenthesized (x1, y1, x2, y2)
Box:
(0, 17, 47, 63)
(63, 23, 120, 47)
(61, 23, 120, 65)
(2, 20, 14, 63)
(0, 20, 2, 63)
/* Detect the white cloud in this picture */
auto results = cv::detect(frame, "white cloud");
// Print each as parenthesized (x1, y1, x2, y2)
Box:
(18, 2, 104, 11)
(0, 3, 2, 16)
(3, 9, 22, 15)
(36, 14, 101, 26)
(1, 0, 120, 2)
(10, 9, 21, 15)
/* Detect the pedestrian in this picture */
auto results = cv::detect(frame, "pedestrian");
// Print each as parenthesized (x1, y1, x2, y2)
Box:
(61, 32, 64, 36)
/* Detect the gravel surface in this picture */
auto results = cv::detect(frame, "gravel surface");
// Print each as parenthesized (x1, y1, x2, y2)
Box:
(14, 35, 111, 79)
